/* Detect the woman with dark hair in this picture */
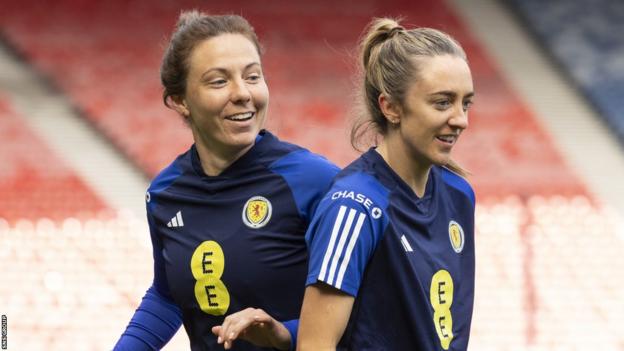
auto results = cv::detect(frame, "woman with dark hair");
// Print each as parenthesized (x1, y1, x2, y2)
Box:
(114, 11, 338, 350)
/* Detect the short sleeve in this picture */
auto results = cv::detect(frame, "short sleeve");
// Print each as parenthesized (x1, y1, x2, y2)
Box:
(305, 174, 390, 296)
(269, 149, 340, 223)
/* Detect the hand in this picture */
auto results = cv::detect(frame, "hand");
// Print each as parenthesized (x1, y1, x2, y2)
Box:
(211, 308, 291, 350)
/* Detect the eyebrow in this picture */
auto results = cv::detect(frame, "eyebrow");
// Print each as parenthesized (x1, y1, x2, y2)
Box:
(201, 62, 261, 79)
(429, 91, 475, 99)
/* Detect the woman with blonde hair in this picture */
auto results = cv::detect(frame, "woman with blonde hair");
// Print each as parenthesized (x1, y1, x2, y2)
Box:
(298, 17, 476, 350)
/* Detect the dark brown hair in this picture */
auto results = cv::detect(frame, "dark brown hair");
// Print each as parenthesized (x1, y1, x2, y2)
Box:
(160, 10, 262, 108)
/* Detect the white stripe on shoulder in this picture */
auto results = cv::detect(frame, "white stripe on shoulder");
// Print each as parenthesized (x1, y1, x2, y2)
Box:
(327, 208, 358, 284)
(335, 212, 367, 289)
(318, 205, 347, 281)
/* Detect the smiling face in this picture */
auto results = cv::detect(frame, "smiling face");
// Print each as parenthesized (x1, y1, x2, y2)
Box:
(173, 33, 269, 160)
(392, 54, 474, 168)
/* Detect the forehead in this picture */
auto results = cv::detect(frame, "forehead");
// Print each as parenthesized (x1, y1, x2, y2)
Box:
(412, 55, 473, 94)
(188, 33, 260, 71)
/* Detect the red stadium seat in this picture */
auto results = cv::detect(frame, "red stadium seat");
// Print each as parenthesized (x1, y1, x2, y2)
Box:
(0, 0, 589, 198)
(1, 1, 620, 350)
(0, 98, 108, 222)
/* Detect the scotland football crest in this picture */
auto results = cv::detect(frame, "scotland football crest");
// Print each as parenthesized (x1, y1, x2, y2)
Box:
(448, 220, 465, 253)
(242, 196, 272, 229)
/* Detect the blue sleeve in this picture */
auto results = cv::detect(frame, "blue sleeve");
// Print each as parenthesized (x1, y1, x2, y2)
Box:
(114, 205, 182, 350)
(269, 149, 340, 223)
(146, 207, 174, 299)
(282, 319, 299, 351)
(114, 286, 183, 350)
(306, 199, 377, 296)
(305, 176, 390, 296)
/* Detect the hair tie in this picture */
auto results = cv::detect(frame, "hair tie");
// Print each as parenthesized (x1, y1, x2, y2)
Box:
(388, 26, 405, 38)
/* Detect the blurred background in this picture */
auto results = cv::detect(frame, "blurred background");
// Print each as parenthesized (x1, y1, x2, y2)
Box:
(1, 0, 623, 349)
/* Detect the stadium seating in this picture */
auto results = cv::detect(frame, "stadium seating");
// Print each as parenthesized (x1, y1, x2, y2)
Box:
(0, 0, 590, 198)
(471, 196, 624, 350)
(0, 98, 108, 222)
(0, 217, 191, 350)
(507, 0, 624, 146)
(1, 198, 622, 350)
(1, 0, 622, 350)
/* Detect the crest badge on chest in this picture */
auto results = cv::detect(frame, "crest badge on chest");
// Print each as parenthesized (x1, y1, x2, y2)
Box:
(448, 220, 465, 253)
(242, 196, 272, 229)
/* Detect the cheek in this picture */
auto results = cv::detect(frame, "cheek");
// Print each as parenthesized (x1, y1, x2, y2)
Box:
(418, 112, 448, 132)
(403, 119, 428, 138)
(193, 91, 228, 113)
(252, 84, 269, 107)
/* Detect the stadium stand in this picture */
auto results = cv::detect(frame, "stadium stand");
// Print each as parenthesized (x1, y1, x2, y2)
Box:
(0, 0, 590, 197)
(0, 217, 154, 350)
(1, 0, 623, 350)
(0, 97, 107, 222)
(506, 0, 624, 146)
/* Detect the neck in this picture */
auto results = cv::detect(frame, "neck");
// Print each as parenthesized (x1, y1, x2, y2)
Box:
(193, 130, 254, 177)
(376, 136, 431, 197)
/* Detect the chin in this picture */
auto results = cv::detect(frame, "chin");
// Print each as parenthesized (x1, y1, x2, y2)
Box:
(431, 154, 452, 167)
(228, 130, 258, 148)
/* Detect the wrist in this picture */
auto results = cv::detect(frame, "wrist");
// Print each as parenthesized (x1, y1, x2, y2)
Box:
(271, 321, 292, 350)
(279, 319, 299, 351)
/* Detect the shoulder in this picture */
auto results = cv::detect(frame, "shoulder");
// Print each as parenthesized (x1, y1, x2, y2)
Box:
(438, 166, 475, 207)
(257, 131, 339, 177)
(319, 170, 391, 222)
(262, 135, 340, 221)
(147, 148, 191, 196)
(270, 148, 339, 175)
(268, 142, 340, 187)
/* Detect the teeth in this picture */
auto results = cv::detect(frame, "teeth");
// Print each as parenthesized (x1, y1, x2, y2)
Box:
(438, 135, 454, 142)
(227, 112, 253, 121)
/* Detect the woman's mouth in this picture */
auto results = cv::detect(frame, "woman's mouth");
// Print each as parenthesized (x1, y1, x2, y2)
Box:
(225, 112, 254, 122)
(436, 134, 457, 145)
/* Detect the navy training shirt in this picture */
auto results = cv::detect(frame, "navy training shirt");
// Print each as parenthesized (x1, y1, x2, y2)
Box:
(147, 130, 339, 350)
(306, 148, 475, 350)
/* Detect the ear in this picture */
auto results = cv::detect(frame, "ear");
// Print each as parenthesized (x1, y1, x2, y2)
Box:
(378, 94, 401, 125)
(170, 95, 190, 118)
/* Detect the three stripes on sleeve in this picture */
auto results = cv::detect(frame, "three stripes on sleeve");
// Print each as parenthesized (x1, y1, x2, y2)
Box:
(307, 202, 386, 296)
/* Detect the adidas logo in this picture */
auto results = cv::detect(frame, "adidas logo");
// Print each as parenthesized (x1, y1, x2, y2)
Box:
(167, 211, 184, 228)
(400, 235, 413, 252)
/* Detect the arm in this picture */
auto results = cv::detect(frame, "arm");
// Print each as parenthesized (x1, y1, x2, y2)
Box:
(298, 175, 390, 350)
(113, 285, 183, 350)
(114, 205, 182, 350)
(297, 283, 355, 351)
(211, 308, 292, 350)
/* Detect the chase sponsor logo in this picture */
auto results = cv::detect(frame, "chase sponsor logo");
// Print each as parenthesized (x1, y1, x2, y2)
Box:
(242, 196, 272, 229)
(448, 220, 464, 253)
(331, 190, 382, 219)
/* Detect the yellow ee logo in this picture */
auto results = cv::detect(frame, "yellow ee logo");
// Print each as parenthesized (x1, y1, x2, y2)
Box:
(430, 269, 454, 350)
(190, 241, 230, 315)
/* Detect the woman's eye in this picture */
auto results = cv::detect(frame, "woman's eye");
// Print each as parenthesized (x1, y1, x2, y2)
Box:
(435, 100, 451, 109)
(463, 100, 473, 111)
(210, 79, 227, 86)
(247, 74, 261, 82)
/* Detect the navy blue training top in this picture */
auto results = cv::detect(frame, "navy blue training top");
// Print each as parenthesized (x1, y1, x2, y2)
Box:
(148, 130, 339, 350)
(306, 148, 475, 350)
